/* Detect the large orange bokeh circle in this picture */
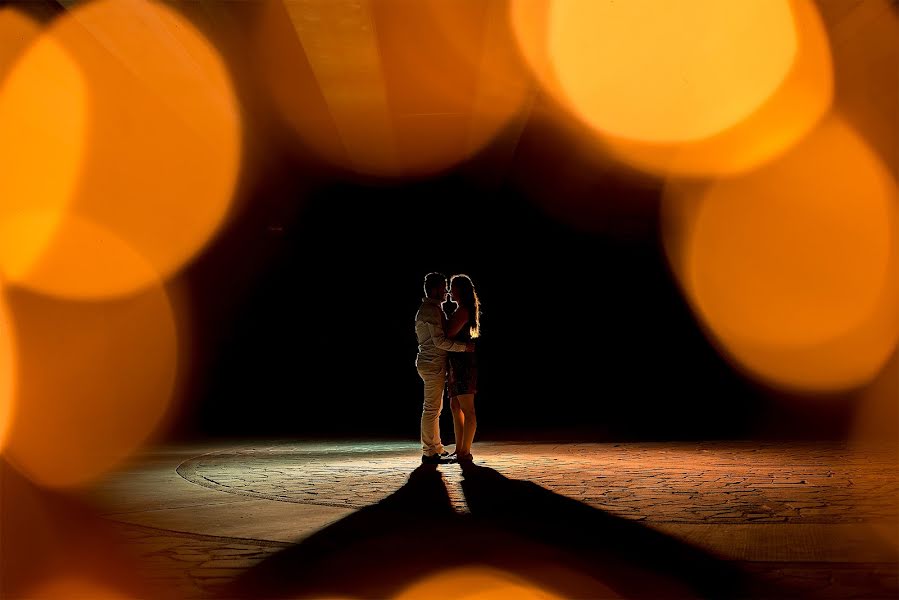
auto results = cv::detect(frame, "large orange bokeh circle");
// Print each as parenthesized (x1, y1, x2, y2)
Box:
(258, 0, 529, 178)
(664, 117, 899, 392)
(2, 211, 164, 299)
(0, 0, 241, 299)
(512, 0, 833, 177)
(4, 233, 179, 487)
(549, 0, 797, 143)
(0, 25, 87, 288)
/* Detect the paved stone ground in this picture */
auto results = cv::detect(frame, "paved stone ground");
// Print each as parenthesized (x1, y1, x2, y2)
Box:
(108, 522, 287, 599)
(176, 441, 899, 523)
(86, 440, 898, 599)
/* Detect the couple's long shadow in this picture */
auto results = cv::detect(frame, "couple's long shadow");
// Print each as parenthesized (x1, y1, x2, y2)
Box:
(230, 462, 788, 599)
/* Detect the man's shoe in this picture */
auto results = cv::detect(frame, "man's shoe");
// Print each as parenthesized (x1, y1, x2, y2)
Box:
(421, 453, 445, 464)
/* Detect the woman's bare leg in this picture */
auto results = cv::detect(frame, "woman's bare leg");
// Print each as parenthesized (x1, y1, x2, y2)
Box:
(450, 396, 463, 452)
(457, 393, 477, 456)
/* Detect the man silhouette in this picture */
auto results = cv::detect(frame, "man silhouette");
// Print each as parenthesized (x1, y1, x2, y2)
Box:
(414, 272, 474, 464)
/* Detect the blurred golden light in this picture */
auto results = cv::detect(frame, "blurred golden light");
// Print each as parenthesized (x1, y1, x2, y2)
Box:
(0, 0, 241, 299)
(824, 0, 899, 181)
(0, 282, 14, 452)
(25, 576, 133, 600)
(257, 0, 529, 177)
(0, 27, 87, 286)
(508, 0, 552, 91)
(0, 212, 162, 300)
(394, 566, 568, 600)
(0, 8, 41, 83)
(4, 261, 178, 487)
(550, 0, 796, 143)
(664, 117, 899, 392)
(512, 0, 833, 176)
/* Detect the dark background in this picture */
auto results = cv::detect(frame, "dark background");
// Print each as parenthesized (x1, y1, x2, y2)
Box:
(165, 110, 860, 444)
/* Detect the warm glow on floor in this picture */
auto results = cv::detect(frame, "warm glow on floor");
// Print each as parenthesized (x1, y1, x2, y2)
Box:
(665, 117, 899, 392)
(4, 280, 178, 488)
(1, 0, 241, 299)
(258, 0, 529, 178)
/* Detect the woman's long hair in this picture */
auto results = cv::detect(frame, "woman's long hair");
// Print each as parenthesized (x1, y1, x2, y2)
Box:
(450, 274, 480, 339)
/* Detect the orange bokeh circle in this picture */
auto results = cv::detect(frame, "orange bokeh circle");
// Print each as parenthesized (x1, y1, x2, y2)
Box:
(0, 25, 87, 289)
(512, 0, 833, 177)
(394, 566, 573, 600)
(0, 0, 241, 299)
(663, 117, 899, 392)
(4, 225, 179, 487)
(258, 0, 530, 178)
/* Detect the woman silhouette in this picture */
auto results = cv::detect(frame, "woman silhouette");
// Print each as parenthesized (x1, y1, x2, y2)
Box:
(446, 274, 480, 462)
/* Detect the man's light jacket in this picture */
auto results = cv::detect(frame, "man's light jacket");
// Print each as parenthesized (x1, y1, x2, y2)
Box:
(415, 297, 467, 370)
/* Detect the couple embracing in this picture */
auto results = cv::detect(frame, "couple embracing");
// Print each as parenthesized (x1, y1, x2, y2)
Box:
(414, 272, 481, 465)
